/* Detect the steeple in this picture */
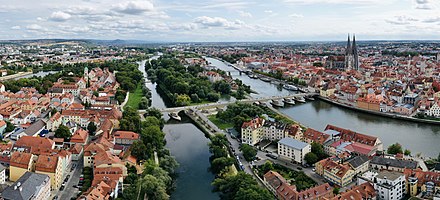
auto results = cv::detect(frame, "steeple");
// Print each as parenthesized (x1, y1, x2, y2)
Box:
(352, 34, 357, 53)
(346, 34, 351, 55)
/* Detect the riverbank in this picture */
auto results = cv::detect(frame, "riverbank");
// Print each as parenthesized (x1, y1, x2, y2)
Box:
(0, 71, 33, 81)
(317, 96, 440, 125)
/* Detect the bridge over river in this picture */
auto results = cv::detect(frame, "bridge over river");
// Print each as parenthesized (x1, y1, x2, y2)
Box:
(138, 92, 318, 114)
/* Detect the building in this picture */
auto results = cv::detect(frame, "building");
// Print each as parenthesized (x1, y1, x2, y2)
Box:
(325, 124, 383, 151)
(0, 164, 6, 184)
(264, 171, 333, 200)
(358, 170, 406, 200)
(241, 118, 265, 146)
(0, 172, 51, 200)
(35, 155, 62, 190)
(317, 158, 355, 187)
(9, 152, 35, 182)
(404, 169, 440, 198)
(113, 131, 139, 145)
(345, 34, 359, 71)
(370, 156, 418, 172)
(241, 118, 303, 146)
(329, 182, 376, 200)
(346, 155, 370, 175)
(277, 137, 311, 164)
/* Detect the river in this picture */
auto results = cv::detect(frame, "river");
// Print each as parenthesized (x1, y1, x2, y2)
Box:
(207, 57, 440, 158)
(13, 70, 58, 80)
(138, 58, 220, 200)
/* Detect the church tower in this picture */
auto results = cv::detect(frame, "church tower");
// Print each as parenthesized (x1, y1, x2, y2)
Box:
(345, 34, 359, 71)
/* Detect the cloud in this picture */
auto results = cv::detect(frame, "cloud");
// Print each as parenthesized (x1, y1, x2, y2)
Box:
(26, 24, 43, 30)
(415, 0, 432, 10)
(264, 10, 273, 13)
(283, 0, 383, 4)
(289, 13, 304, 18)
(194, 16, 247, 30)
(422, 17, 440, 23)
(49, 11, 72, 22)
(238, 11, 252, 18)
(385, 16, 418, 25)
(11, 26, 21, 30)
(112, 1, 154, 15)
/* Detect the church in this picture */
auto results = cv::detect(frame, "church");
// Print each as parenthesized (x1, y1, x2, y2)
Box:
(345, 34, 359, 71)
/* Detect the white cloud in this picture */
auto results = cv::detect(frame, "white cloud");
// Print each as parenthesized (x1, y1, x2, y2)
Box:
(289, 13, 304, 18)
(11, 26, 21, 30)
(238, 11, 252, 18)
(26, 24, 43, 30)
(264, 10, 273, 13)
(415, 0, 432, 10)
(112, 1, 154, 15)
(194, 16, 247, 30)
(49, 11, 72, 22)
(385, 15, 418, 25)
(283, 0, 383, 4)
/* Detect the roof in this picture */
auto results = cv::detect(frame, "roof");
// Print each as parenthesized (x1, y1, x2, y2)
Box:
(15, 136, 54, 153)
(35, 155, 59, 173)
(0, 172, 50, 200)
(10, 152, 32, 169)
(371, 156, 418, 169)
(278, 137, 309, 150)
(376, 170, 404, 181)
(330, 182, 376, 200)
(113, 131, 139, 140)
(23, 120, 46, 136)
(303, 128, 330, 145)
(347, 155, 370, 169)
(0, 120, 6, 127)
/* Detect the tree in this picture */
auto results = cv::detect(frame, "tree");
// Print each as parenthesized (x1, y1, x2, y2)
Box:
(190, 93, 200, 103)
(304, 152, 319, 164)
(175, 94, 191, 106)
(138, 97, 150, 109)
(333, 187, 340, 195)
(387, 143, 403, 155)
(239, 144, 257, 161)
(5, 121, 15, 132)
(210, 157, 234, 174)
(138, 175, 169, 200)
(130, 140, 150, 161)
(404, 149, 411, 156)
(87, 122, 97, 135)
(55, 125, 71, 140)
(141, 126, 165, 150)
(213, 172, 271, 200)
(159, 155, 179, 175)
(311, 142, 327, 160)
(125, 173, 138, 184)
(206, 92, 220, 102)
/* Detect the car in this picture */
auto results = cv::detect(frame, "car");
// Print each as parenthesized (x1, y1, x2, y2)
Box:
(312, 168, 316, 172)
(60, 186, 65, 191)
(297, 167, 302, 170)
(53, 196, 58, 200)
(67, 175, 70, 179)
(266, 154, 278, 159)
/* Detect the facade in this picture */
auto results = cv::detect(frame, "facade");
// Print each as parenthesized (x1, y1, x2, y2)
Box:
(358, 170, 406, 200)
(0, 164, 6, 184)
(370, 156, 418, 173)
(345, 34, 359, 71)
(317, 157, 355, 187)
(113, 131, 139, 145)
(241, 118, 303, 146)
(35, 155, 63, 190)
(9, 152, 35, 182)
(0, 172, 51, 200)
(277, 137, 311, 164)
(404, 169, 440, 198)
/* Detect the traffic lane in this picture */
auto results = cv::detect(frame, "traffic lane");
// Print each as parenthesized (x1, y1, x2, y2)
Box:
(59, 160, 83, 200)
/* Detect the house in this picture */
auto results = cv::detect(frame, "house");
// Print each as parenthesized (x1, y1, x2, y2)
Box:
(358, 170, 406, 200)
(9, 152, 35, 182)
(0, 120, 6, 135)
(277, 137, 311, 164)
(0, 172, 51, 200)
(113, 131, 139, 145)
(15, 136, 55, 153)
(0, 164, 6, 184)
(241, 118, 265, 146)
(317, 158, 355, 187)
(302, 128, 330, 145)
(46, 112, 62, 132)
(35, 155, 62, 190)
(328, 182, 376, 200)
(346, 155, 370, 175)
(23, 119, 46, 137)
(70, 128, 89, 144)
(370, 156, 418, 172)
(404, 169, 440, 198)
(264, 170, 333, 200)
(325, 125, 383, 151)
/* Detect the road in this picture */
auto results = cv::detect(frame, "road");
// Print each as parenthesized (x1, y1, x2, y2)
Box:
(56, 158, 83, 200)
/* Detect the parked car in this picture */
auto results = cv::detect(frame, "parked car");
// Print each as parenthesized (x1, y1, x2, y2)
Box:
(266, 154, 278, 159)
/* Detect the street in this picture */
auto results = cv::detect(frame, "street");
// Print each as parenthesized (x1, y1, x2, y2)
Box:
(55, 158, 84, 200)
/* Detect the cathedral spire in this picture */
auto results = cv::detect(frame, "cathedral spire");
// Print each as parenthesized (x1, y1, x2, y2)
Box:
(346, 33, 351, 55)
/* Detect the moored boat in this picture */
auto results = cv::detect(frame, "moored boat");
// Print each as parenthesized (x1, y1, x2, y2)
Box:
(270, 99, 284, 107)
(283, 84, 298, 91)
(305, 96, 315, 101)
(168, 112, 182, 121)
(283, 98, 296, 105)
(295, 96, 306, 103)
(260, 77, 271, 82)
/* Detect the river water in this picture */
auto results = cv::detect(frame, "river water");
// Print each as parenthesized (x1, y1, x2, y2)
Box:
(138, 58, 220, 200)
(207, 58, 440, 158)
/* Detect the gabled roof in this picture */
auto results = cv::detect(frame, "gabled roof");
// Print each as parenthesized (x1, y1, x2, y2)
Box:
(0, 172, 50, 200)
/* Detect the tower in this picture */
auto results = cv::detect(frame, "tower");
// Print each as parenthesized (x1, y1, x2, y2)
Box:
(345, 34, 359, 71)
(84, 66, 89, 82)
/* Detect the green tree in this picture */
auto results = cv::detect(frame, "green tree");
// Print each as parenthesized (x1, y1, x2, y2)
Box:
(404, 149, 411, 156)
(141, 126, 165, 150)
(54, 125, 71, 140)
(130, 140, 150, 161)
(159, 155, 179, 175)
(190, 93, 200, 103)
(138, 175, 169, 200)
(125, 173, 138, 184)
(210, 157, 234, 174)
(239, 144, 257, 161)
(175, 94, 191, 106)
(206, 92, 220, 102)
(212, 172, 271, 200)
(87, 122, 97, 135)
(387, 143, 403, 155)
(304, 152, 319, 164)
(5, 121, 15, 132)
(333, 187, 340, 195)
(311, 142, 327, 160)
(138, 97, 150, 109)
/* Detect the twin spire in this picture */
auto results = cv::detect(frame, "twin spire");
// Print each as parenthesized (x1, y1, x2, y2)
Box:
(346, 34, 357, 55)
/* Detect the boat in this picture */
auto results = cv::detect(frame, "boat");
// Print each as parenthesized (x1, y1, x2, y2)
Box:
(294, 96, 306, 103)
(283, 84, 298, 91)
(168, 112, 181, 121)
(270, 99, 284, 107)
(283, 98, 296, 105)
(260, 77, 271, 82)
(305, 96, 315, 101)
(248, 74, 258, 79)
(253, 101, 260, 106)
(258, 101, 267, 107)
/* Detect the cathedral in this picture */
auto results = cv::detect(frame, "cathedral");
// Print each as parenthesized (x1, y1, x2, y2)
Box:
(345, 34, 359, 71)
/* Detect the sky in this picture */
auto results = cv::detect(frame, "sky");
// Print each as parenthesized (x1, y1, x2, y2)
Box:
(0, 0, 440, 42)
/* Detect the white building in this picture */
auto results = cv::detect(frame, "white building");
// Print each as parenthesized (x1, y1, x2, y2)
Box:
(426, 101, 440, 117)
(358, 170, 406, 200)
(0, 164, 5, 184)
(277, 137, 311, 164)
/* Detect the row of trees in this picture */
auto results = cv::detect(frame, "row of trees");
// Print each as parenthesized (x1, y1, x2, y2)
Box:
(118, 107, 178, 200)
(208, 135, 273, 200)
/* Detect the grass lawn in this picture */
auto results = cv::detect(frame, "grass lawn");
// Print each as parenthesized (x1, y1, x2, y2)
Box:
(208, 115, 234, 130)
(125, 83, 143, 109)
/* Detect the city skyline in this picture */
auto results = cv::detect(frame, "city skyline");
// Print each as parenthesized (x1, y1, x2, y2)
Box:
(0, 0, 440, 42)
